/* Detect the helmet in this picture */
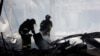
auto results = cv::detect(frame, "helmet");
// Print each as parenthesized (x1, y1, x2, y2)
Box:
(45, 15, 51, 20)
(31, 19, 36, 24)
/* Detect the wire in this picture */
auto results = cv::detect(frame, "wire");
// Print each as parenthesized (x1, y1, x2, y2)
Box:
(3, 0, 20, 33)
(3, 0, 13, 34)
(10, 0, 19, 26)
(11, 7, 19, 26)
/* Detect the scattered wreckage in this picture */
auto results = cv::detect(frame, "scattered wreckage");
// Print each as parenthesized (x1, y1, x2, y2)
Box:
(0, 32, 100, 56)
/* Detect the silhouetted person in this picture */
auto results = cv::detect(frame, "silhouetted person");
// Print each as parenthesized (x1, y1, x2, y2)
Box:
(18, 19, 36, 52)
(40, 15, 53, 36)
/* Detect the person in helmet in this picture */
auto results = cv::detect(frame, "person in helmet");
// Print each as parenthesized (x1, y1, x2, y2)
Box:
(40, 15, 53, 36)
(19, 19, 36, 52)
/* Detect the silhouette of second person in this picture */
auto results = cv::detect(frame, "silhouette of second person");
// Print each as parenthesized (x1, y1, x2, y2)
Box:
(40, 15, 53, 36)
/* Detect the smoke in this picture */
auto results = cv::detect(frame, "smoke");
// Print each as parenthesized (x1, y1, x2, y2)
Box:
(1, 0, 100, 48)
(0, 19, 9, 32)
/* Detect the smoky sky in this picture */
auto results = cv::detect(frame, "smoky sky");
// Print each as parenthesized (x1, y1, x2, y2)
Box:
(1, 0, 100, 38)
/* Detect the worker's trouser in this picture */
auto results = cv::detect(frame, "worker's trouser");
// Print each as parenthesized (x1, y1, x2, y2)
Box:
(21, 34, 32, 52)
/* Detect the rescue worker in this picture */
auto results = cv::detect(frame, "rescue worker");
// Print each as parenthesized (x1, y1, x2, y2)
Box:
(40, 15, 53, 36)
(18, 19, 36, 52)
